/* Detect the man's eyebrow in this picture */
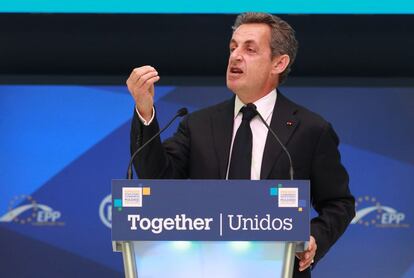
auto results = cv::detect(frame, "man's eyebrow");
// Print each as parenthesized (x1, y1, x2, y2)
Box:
(229, 39, 258, 46)
(244, 40, 258, 45)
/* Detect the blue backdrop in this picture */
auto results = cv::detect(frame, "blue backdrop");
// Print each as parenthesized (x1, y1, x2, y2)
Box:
(0, 84, 413, 277)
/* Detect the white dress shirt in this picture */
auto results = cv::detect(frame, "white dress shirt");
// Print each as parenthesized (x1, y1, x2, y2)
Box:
(226, 89, 277, 180)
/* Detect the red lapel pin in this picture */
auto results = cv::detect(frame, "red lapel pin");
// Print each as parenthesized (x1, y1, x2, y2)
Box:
(286, 121, 294, 127)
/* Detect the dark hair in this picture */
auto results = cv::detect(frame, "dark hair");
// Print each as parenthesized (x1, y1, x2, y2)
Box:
(233, 12, 298, 84)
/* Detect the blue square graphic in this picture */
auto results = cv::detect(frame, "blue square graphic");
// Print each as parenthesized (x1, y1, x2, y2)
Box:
(298, 199, 307, 207)
(114, 198, 122, 208)
(270, 187, 278, 196)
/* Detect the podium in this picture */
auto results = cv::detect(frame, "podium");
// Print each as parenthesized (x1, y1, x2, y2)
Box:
(112, 180, 310, 278)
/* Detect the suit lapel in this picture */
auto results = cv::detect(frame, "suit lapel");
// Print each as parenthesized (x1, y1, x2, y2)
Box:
(260, 92, 300, 179)
(211, 98, 235, 179)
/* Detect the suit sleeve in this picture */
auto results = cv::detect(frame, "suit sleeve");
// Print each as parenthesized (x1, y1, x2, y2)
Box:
(310, 122, 355, 264)
(130, 108, 190, 179)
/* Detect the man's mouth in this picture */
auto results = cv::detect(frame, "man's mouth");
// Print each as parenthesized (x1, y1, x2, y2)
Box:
(229, 67, 244, 74)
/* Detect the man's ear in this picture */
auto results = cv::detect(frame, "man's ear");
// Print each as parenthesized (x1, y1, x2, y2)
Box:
(271, 54, 290, 75)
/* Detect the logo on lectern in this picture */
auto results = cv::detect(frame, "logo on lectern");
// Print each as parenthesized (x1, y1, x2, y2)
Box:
(99, 187, 151, 228)
(269, 183, 306, 212)
(113, 186, 151, 211)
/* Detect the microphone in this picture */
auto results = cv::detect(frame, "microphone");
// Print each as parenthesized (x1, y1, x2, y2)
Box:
(247, 103, 294, 180)
(126, 107, 188, 179)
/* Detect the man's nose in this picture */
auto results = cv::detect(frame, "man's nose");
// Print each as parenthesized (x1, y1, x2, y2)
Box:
(229, 49, 242, 62)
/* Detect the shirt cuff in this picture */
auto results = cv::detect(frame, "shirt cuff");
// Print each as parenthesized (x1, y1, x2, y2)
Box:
(135, 106, 155, 126)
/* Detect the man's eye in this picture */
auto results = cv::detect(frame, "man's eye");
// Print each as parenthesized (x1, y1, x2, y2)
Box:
(230, 48, 235, 52)
(247, 48, 255, 53)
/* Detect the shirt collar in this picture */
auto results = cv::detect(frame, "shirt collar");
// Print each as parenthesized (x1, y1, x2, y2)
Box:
(234, 89, 277, 120)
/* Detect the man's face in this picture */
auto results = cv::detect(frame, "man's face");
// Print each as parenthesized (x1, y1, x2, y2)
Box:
(226, 23, 277, 99)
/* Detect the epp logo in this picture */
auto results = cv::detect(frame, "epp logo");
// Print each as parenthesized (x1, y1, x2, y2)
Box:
(351, 195, 409, 228)
(99, 194, 112, 228)
(0, 195, 63, 226)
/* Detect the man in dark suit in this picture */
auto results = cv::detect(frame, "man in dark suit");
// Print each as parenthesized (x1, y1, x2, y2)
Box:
(127, 12, 355, 277)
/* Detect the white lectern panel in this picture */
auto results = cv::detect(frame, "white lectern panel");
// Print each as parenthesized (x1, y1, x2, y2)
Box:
(133, 241, 285, 278)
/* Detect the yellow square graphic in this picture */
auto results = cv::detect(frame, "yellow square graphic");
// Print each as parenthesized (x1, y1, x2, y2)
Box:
(143, 187, 151, 196)
(298, 207, 303, 212)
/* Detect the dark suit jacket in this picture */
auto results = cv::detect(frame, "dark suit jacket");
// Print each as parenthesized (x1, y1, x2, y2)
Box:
(130, 92, 355, 278)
